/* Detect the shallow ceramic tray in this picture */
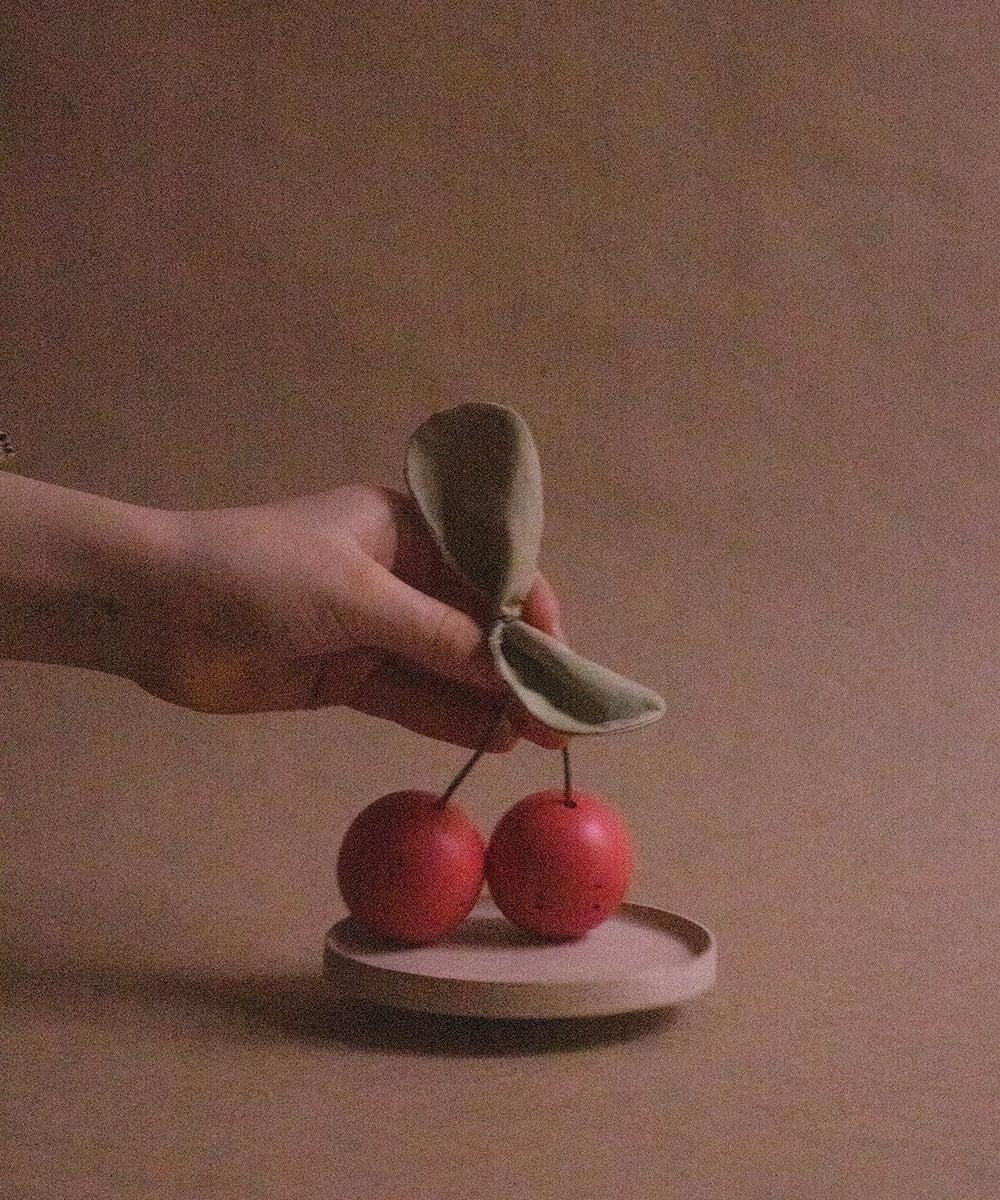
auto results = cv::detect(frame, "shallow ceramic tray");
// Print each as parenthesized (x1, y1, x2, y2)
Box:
(323, 900, 717, 1019)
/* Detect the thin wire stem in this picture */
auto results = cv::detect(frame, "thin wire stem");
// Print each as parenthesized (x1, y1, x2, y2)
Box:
(562, 745, 576, 807)
(439, 706, 509, 805)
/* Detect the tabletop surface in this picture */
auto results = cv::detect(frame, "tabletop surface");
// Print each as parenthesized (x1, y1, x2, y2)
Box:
(4, 4, 1000, 1198)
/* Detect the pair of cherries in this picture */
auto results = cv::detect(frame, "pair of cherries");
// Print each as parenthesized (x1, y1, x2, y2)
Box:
(336, 770, 633, 946)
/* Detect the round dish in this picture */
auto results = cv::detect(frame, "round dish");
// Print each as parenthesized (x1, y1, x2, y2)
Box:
(323, 900, 717, 1019)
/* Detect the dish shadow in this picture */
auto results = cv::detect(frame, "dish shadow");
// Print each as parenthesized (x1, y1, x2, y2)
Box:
(3, 959, 679, 1057)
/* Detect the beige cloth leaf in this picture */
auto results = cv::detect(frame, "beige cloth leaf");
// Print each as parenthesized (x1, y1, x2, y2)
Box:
(405, 403, 542, 616)
(406, 403, 666, 735)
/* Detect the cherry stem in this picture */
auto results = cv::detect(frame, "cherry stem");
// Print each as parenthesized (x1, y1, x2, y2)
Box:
(439, 706, 509, 805)
(562, 746, 576, 807)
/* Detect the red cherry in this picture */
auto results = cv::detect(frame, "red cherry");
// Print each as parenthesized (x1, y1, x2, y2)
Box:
(485, 790, 633, 940)
(337, 791, 485, 946)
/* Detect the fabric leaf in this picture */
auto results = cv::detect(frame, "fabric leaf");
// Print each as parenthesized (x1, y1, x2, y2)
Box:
(405, 403, 543, 615)
(407, 402, 666, 736)
(489, 619, 666, 735)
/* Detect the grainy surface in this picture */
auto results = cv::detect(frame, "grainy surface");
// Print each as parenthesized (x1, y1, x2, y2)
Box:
(4, 3, 1000, 1197)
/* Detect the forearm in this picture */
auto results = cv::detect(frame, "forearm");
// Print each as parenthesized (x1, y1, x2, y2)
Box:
(0, 472, 180, 675)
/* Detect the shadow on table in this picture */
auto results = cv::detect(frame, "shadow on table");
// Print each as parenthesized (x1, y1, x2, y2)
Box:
(2, 961, 679, 1056)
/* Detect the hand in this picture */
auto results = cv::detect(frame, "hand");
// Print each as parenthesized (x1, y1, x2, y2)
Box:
(127, 485, 565, 750)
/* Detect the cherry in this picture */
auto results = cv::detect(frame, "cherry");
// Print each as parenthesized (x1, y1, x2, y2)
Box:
(485, 789, 633, 940)
(336, 790, 485, 946)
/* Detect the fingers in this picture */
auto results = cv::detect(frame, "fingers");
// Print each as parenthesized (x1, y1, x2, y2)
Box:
(344, 555, 501, 693)
(340, 657, 517, 751)
(333, 538, 569, 749)
(384, 489, 495, 629)
(388, 492, 563, 645)
(318, 653, 565, 751)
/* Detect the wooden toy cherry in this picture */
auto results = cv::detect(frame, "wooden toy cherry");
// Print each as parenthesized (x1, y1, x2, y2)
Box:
(485, 788, 633, 940)
(485, 745, 633, 939)
(336, 790, 485, 946)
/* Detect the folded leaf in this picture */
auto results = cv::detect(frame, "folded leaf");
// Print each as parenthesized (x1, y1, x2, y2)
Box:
(489, 619, 667, 735)
(405, 403, 543, 614)
(407, 402, 666, 736)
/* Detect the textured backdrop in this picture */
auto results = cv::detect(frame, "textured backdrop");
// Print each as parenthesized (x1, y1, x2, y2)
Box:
(4, 4, 1000, 1198)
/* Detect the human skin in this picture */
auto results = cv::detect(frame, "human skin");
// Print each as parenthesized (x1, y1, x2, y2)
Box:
(0, 472, 565, 750)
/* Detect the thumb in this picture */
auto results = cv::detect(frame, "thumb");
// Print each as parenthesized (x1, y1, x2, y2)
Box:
(345, 557, 500, 691)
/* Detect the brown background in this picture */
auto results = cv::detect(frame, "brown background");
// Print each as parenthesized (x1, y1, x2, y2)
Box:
(4, 3, 1000, 1197)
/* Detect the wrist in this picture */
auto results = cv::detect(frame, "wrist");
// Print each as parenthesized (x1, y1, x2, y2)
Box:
(0, 473, 183, 678)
